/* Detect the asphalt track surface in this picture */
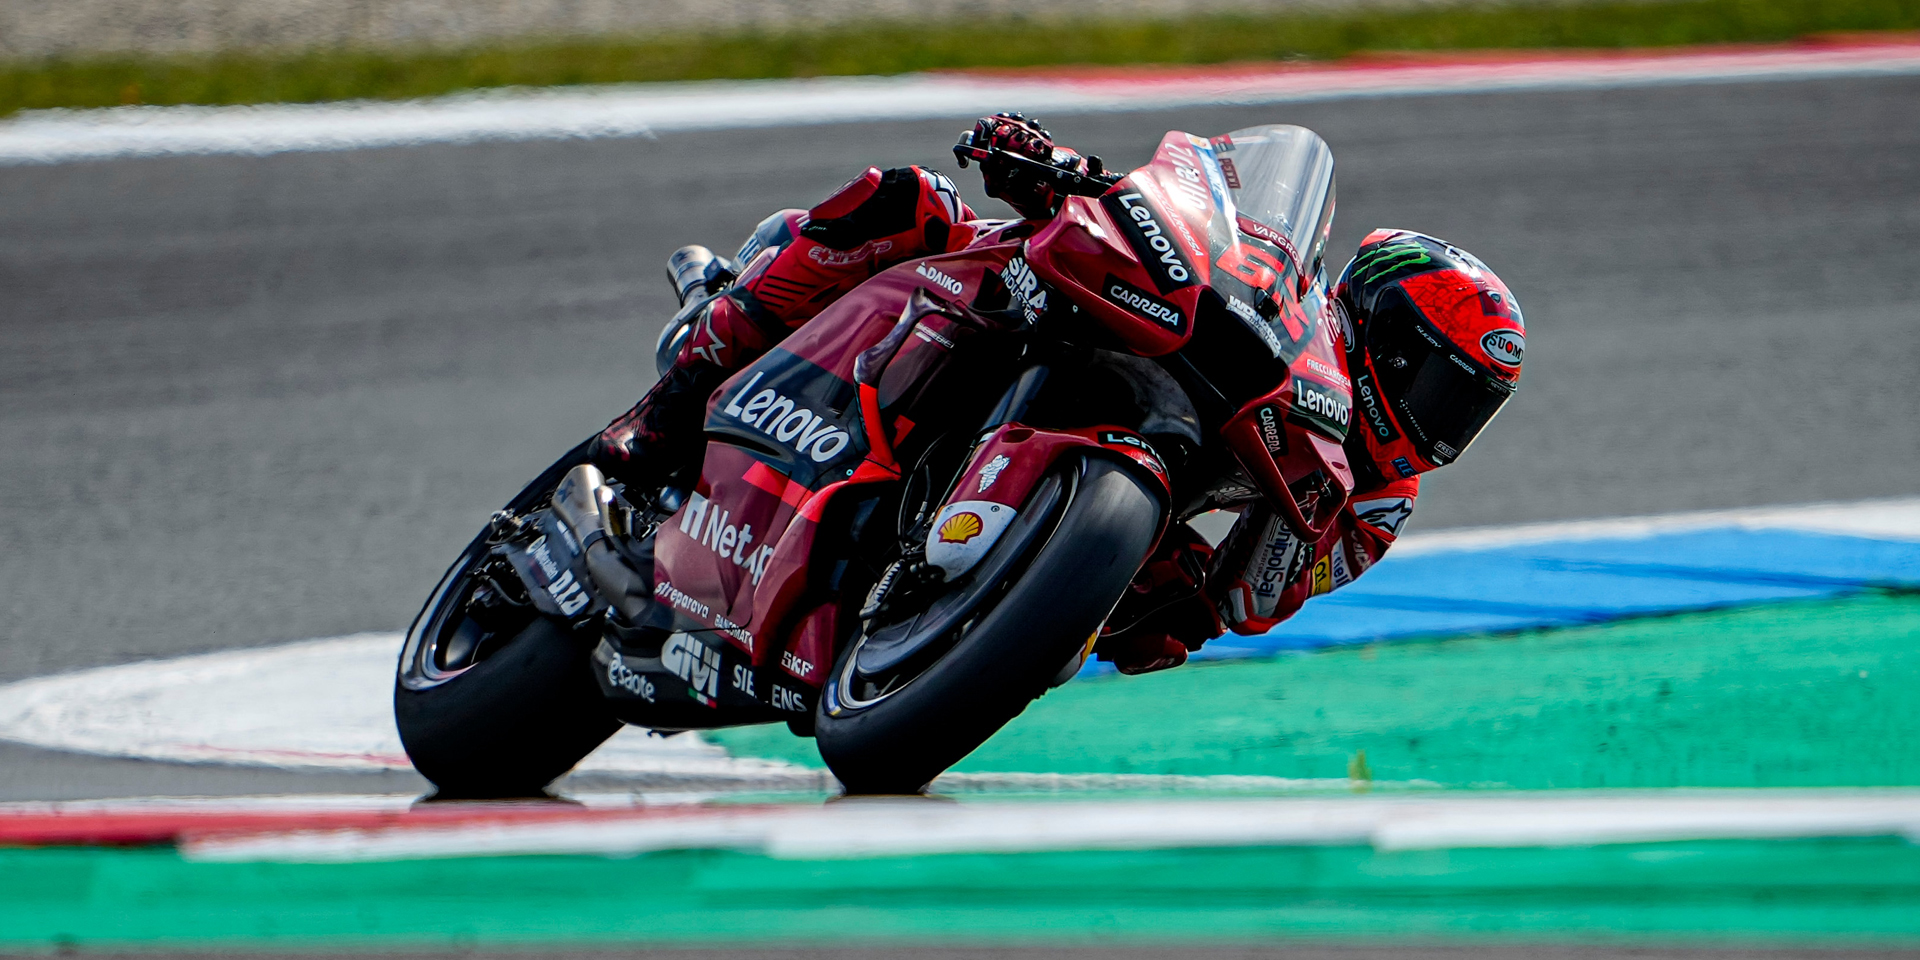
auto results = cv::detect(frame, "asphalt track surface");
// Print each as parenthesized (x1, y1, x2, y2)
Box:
(2, 75, 1919, 806)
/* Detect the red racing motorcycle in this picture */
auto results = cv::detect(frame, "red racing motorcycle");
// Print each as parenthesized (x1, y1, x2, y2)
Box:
(395, 123, 1353, 795)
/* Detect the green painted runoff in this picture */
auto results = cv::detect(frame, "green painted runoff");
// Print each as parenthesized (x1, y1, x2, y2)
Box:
(711, 593, 1920, 788)
(3, 838, 1918, 947)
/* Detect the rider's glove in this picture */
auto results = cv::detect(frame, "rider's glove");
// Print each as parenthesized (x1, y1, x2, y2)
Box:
(961, 112, 1079, 221)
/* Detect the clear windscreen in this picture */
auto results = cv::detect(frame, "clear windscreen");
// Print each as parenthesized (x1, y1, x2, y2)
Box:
(1215, 125, 1337, 275)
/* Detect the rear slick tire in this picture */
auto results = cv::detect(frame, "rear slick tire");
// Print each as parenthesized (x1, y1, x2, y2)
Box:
(394, 617, 620, 799)
(814, 456, 1162, 795)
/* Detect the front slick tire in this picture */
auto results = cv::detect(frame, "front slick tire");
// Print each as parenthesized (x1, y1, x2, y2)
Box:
(815, 456, 1162, 795)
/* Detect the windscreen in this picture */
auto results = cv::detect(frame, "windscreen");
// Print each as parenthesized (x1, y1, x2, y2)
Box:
(1212, 125, 1337, 276)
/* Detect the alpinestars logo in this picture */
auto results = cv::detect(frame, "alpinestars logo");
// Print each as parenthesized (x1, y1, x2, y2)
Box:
(1353, 497, 1414, 538)
(722, 371, 852, 463)
(1105, 275, 1185, 333)
(662, 633, 722, 704)
(1102, 191, 1197, 294)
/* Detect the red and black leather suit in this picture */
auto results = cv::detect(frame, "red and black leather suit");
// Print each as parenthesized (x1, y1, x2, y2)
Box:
(591, 118, 1431, 675)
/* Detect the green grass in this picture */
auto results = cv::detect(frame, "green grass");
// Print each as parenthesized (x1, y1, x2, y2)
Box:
(711, 592, 1920, 789)
(5, 0, 1919, 117)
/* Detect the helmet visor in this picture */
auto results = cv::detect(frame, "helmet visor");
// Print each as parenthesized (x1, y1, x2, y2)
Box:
(1368, 293, 1514, 465)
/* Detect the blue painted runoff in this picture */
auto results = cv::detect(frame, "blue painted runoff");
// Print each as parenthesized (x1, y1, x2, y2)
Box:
(1149, 527, 1920, 665)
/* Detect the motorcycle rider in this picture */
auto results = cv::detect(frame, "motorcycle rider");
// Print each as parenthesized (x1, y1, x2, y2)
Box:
(591, 113, 1524, 676)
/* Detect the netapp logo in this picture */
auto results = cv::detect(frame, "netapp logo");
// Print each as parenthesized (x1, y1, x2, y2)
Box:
(1104, 275, 1185, 333)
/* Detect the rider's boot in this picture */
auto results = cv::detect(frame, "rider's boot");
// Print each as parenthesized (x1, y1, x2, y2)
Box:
(1094, 523, 1223, 675)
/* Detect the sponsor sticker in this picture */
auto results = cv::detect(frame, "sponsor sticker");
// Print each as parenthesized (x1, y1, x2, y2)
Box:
(1217, 158, 1242, 189)
(780, 650, 816, 680)
(1102, 190, 1197, 294)
(915, 261, 963, 296)
(1310, 556, 1333, 596)
(999, 256, 1051, 324)
(1242, 514, 1310, 619)
(1392, 456, 1417, 479)
(720, 371, 853, 464)
(730, 663, 757, 697)
(977, 454, 1011, 493)
(1481, 328, 1525, 366)
(771, 683, 809, 713)
(1290, 376, 1352, 441)
(675, 492, 775, 585)
(1104, 274, 1186, 333)
(662, 633, 722, 705)
(807, 239, 892, 266)
(1355, 371, 1399, 443)
(598, 642, 657, 702)
(1352, 496, 1414, 538)
(937, 511, 984, 544)
(1255, 404, 1286, 455)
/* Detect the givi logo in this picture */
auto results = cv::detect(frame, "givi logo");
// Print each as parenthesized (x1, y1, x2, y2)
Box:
(1482, 328, 1525, 367)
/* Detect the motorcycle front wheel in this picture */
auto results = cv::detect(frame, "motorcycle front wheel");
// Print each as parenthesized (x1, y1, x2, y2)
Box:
(814, 455, 1163, 794)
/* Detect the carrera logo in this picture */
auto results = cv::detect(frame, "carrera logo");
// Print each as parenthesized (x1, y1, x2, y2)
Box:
(1104, 275, 1185, 333)
(915, 261, 963, 295)
(1255, 404, 1285, 455)
(1291, 376, 1351, 441)
(1103, 191, 1197, 294)
(721, 371, 853, 464)
(937, 512, 984, 544)
(1482, 328, 1525, 366)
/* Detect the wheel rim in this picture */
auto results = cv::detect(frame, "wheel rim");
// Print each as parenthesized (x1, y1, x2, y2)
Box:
(831, 467, 1078, 713)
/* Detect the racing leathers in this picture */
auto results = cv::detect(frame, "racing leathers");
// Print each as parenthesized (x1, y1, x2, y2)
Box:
(591, 122, 1426, 677)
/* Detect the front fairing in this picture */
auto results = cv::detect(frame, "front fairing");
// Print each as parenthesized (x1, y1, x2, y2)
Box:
(1025, 125, 1352, 536)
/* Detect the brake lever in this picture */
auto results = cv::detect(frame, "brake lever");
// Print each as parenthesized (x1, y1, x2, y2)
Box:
(953, 137, 1122, 198)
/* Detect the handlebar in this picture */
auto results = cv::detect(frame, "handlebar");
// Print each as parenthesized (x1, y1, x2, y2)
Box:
(952, 134, 1124, 199)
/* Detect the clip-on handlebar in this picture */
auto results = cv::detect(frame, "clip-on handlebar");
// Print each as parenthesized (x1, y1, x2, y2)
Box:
(952, 133, 1124, 199)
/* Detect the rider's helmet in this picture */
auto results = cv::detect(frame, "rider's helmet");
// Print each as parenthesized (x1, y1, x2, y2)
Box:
(1335, 229, 1524, 474)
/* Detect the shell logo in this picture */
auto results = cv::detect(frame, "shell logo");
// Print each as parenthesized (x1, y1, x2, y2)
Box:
(937, 511, 985, 544)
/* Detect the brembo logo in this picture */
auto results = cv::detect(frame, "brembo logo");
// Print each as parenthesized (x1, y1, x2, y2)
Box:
(1103, 191, 1196, 294)
(722, 371, 852, 463)
(915, 262, 963, 295)
(1104, 274, 1185, 333)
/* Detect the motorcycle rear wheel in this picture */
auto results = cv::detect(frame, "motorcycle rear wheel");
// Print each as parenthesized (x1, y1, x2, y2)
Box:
(393, 442, 622, 798)
(814, 456, 1162, 794)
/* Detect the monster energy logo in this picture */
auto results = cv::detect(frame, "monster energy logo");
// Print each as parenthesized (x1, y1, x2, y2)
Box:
(1352, 239, 1432, 283)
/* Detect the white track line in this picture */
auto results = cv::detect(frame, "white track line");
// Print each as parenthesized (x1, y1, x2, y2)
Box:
(5, 42, 1920, 164)
(1391, 495, 1920, 555)
(175, 789, 1920, 862)
(0, 496, 1910, 778)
